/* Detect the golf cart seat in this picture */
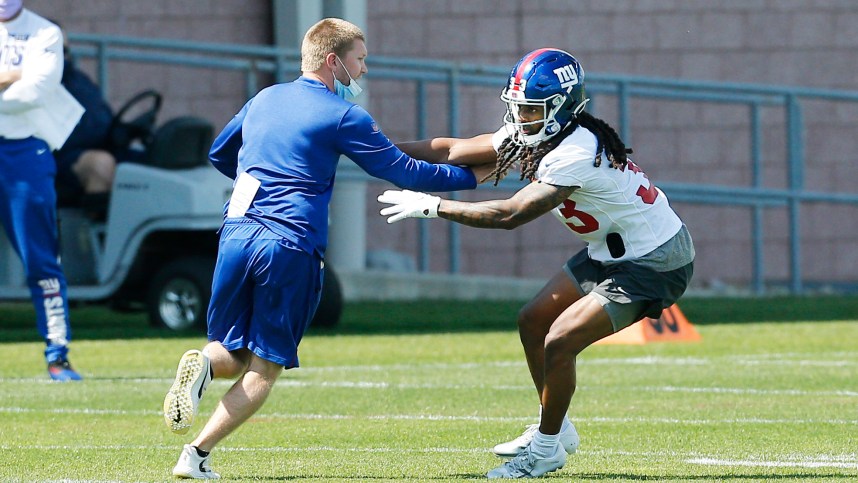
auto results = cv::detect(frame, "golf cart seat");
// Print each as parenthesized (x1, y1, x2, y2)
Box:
(140, 116, 214, 170)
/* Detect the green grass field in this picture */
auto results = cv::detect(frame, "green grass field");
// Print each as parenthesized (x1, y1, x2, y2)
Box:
(0, 297, 856, 482)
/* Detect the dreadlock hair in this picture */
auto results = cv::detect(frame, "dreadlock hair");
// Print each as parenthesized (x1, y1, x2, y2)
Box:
(482, 111, 633, 185)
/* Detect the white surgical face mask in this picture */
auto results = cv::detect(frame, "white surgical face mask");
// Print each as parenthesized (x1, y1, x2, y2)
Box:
(334, 56, 363, 101)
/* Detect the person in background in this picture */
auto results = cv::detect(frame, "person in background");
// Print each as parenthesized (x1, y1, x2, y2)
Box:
(0, 0, 84, 381)
(379, 48, 695, 479)
(162, 17, 494, 479)
(52, 22, 116, 219)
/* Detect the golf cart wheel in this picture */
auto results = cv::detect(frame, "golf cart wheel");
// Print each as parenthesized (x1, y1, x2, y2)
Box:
(147, 257, 213, 331)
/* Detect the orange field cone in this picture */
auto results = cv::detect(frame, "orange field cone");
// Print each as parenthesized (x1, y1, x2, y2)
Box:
(595, 304, 701, 345)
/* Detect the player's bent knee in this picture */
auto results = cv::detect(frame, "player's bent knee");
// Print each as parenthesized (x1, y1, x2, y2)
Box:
(203, 343, 242, 379)
(247, 356, 284, 385)
(516, 305, 545, 333)
(543, 339, 578, 370)
(544, 329, 588, 359)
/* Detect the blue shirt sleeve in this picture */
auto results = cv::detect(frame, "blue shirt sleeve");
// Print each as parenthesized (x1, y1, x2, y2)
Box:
(335, 105, 476, 192)
(209, 100, 251, 180)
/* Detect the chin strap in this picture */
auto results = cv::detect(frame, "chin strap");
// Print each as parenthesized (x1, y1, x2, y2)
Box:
(573, 98, 590, 117)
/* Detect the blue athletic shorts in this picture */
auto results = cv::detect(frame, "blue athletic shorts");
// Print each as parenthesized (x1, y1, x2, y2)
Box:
(207, 219, 324, 368)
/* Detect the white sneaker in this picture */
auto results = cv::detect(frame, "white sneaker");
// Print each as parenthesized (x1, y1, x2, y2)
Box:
(487, 441, 566, 479)
(164, 349, 212, 435)
(172, 444, 220, 479)
(492, 423, 579, 458)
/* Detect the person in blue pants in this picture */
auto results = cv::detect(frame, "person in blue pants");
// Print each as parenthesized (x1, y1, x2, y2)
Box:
(0, 0, 83, 381)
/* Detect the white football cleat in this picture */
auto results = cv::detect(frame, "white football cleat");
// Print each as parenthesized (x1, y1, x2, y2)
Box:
(487, 441, 566, 479)
(164, 349, 212, 435)
(492, 423, 579, 458)
(172, 444, 220, 479)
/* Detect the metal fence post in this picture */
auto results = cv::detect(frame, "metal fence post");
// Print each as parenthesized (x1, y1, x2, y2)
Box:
(787, 95, 804, 294)
(618, 81, 631, 145)
(97, 41, 109, 99)
(416, 80, 431, 272)
(448, 67, 461, 274)
(750, 104, 765, 294)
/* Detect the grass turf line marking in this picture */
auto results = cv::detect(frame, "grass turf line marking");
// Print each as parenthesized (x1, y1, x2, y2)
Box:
(1, 376, 856, 398)
(1, 406, 856, 425)
(10, 480, 125, 483)
(629, 385, 858, 397)
(4, 443, 857, 468)
(688, 457, 858, 469)
(0, 443, 484, 454)
(297, 355, 858, 371)
(3, 352, 858, 380)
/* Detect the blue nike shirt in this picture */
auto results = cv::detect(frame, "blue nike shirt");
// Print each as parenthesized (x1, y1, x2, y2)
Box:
(210, 76, 476, 257)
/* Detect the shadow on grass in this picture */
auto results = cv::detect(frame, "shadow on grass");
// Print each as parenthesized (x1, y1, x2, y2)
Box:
(1, 295, 855, 342)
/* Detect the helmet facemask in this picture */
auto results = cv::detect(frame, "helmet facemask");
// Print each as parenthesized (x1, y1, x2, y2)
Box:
(501, 90, 569, 146)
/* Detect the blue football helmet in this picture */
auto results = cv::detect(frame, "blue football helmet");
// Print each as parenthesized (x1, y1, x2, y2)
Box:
(500, 48, 589, 146)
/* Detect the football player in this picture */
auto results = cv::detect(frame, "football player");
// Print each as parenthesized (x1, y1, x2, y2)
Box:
(381, 48, 695, 479)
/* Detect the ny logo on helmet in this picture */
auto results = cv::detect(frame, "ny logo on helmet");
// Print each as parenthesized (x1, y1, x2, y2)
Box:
(553, 64, 579, 94)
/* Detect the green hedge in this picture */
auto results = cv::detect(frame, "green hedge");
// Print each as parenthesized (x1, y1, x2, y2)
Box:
(1, 295, 855, 341)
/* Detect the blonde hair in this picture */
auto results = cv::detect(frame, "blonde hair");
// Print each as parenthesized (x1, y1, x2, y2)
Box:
(301, 18, 365, 72)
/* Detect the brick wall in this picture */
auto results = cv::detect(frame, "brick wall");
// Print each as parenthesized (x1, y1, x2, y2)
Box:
(365, 1, 858, 290)
(27, 0, 272, 128)
(24, 0, 858, 290)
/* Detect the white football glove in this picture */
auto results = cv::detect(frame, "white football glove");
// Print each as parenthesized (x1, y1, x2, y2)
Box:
(377, 189, 441, 224)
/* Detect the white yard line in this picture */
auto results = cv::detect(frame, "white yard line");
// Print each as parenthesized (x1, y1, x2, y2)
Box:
(1, 406, 856, 425)
(688, 457, 858, 469)
(297, 355, 858, 371)
(1, 351, 857, 380)
(629, 385, 858, 397)
(0, 374, 855, 398)
(20, 481, 124, 483)
(2, 353, 856, 385)
(3, 443, 856, 471)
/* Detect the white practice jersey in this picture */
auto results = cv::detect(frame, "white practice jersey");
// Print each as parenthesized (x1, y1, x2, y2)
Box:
(0, 9, 83, 148)
(493, 126, 682, 262)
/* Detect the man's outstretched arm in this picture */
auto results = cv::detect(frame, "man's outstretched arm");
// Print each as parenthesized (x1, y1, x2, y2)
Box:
(379, 181, 575, 229)
(397, 133, 497, 166)
(439, 182, 574, 229)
